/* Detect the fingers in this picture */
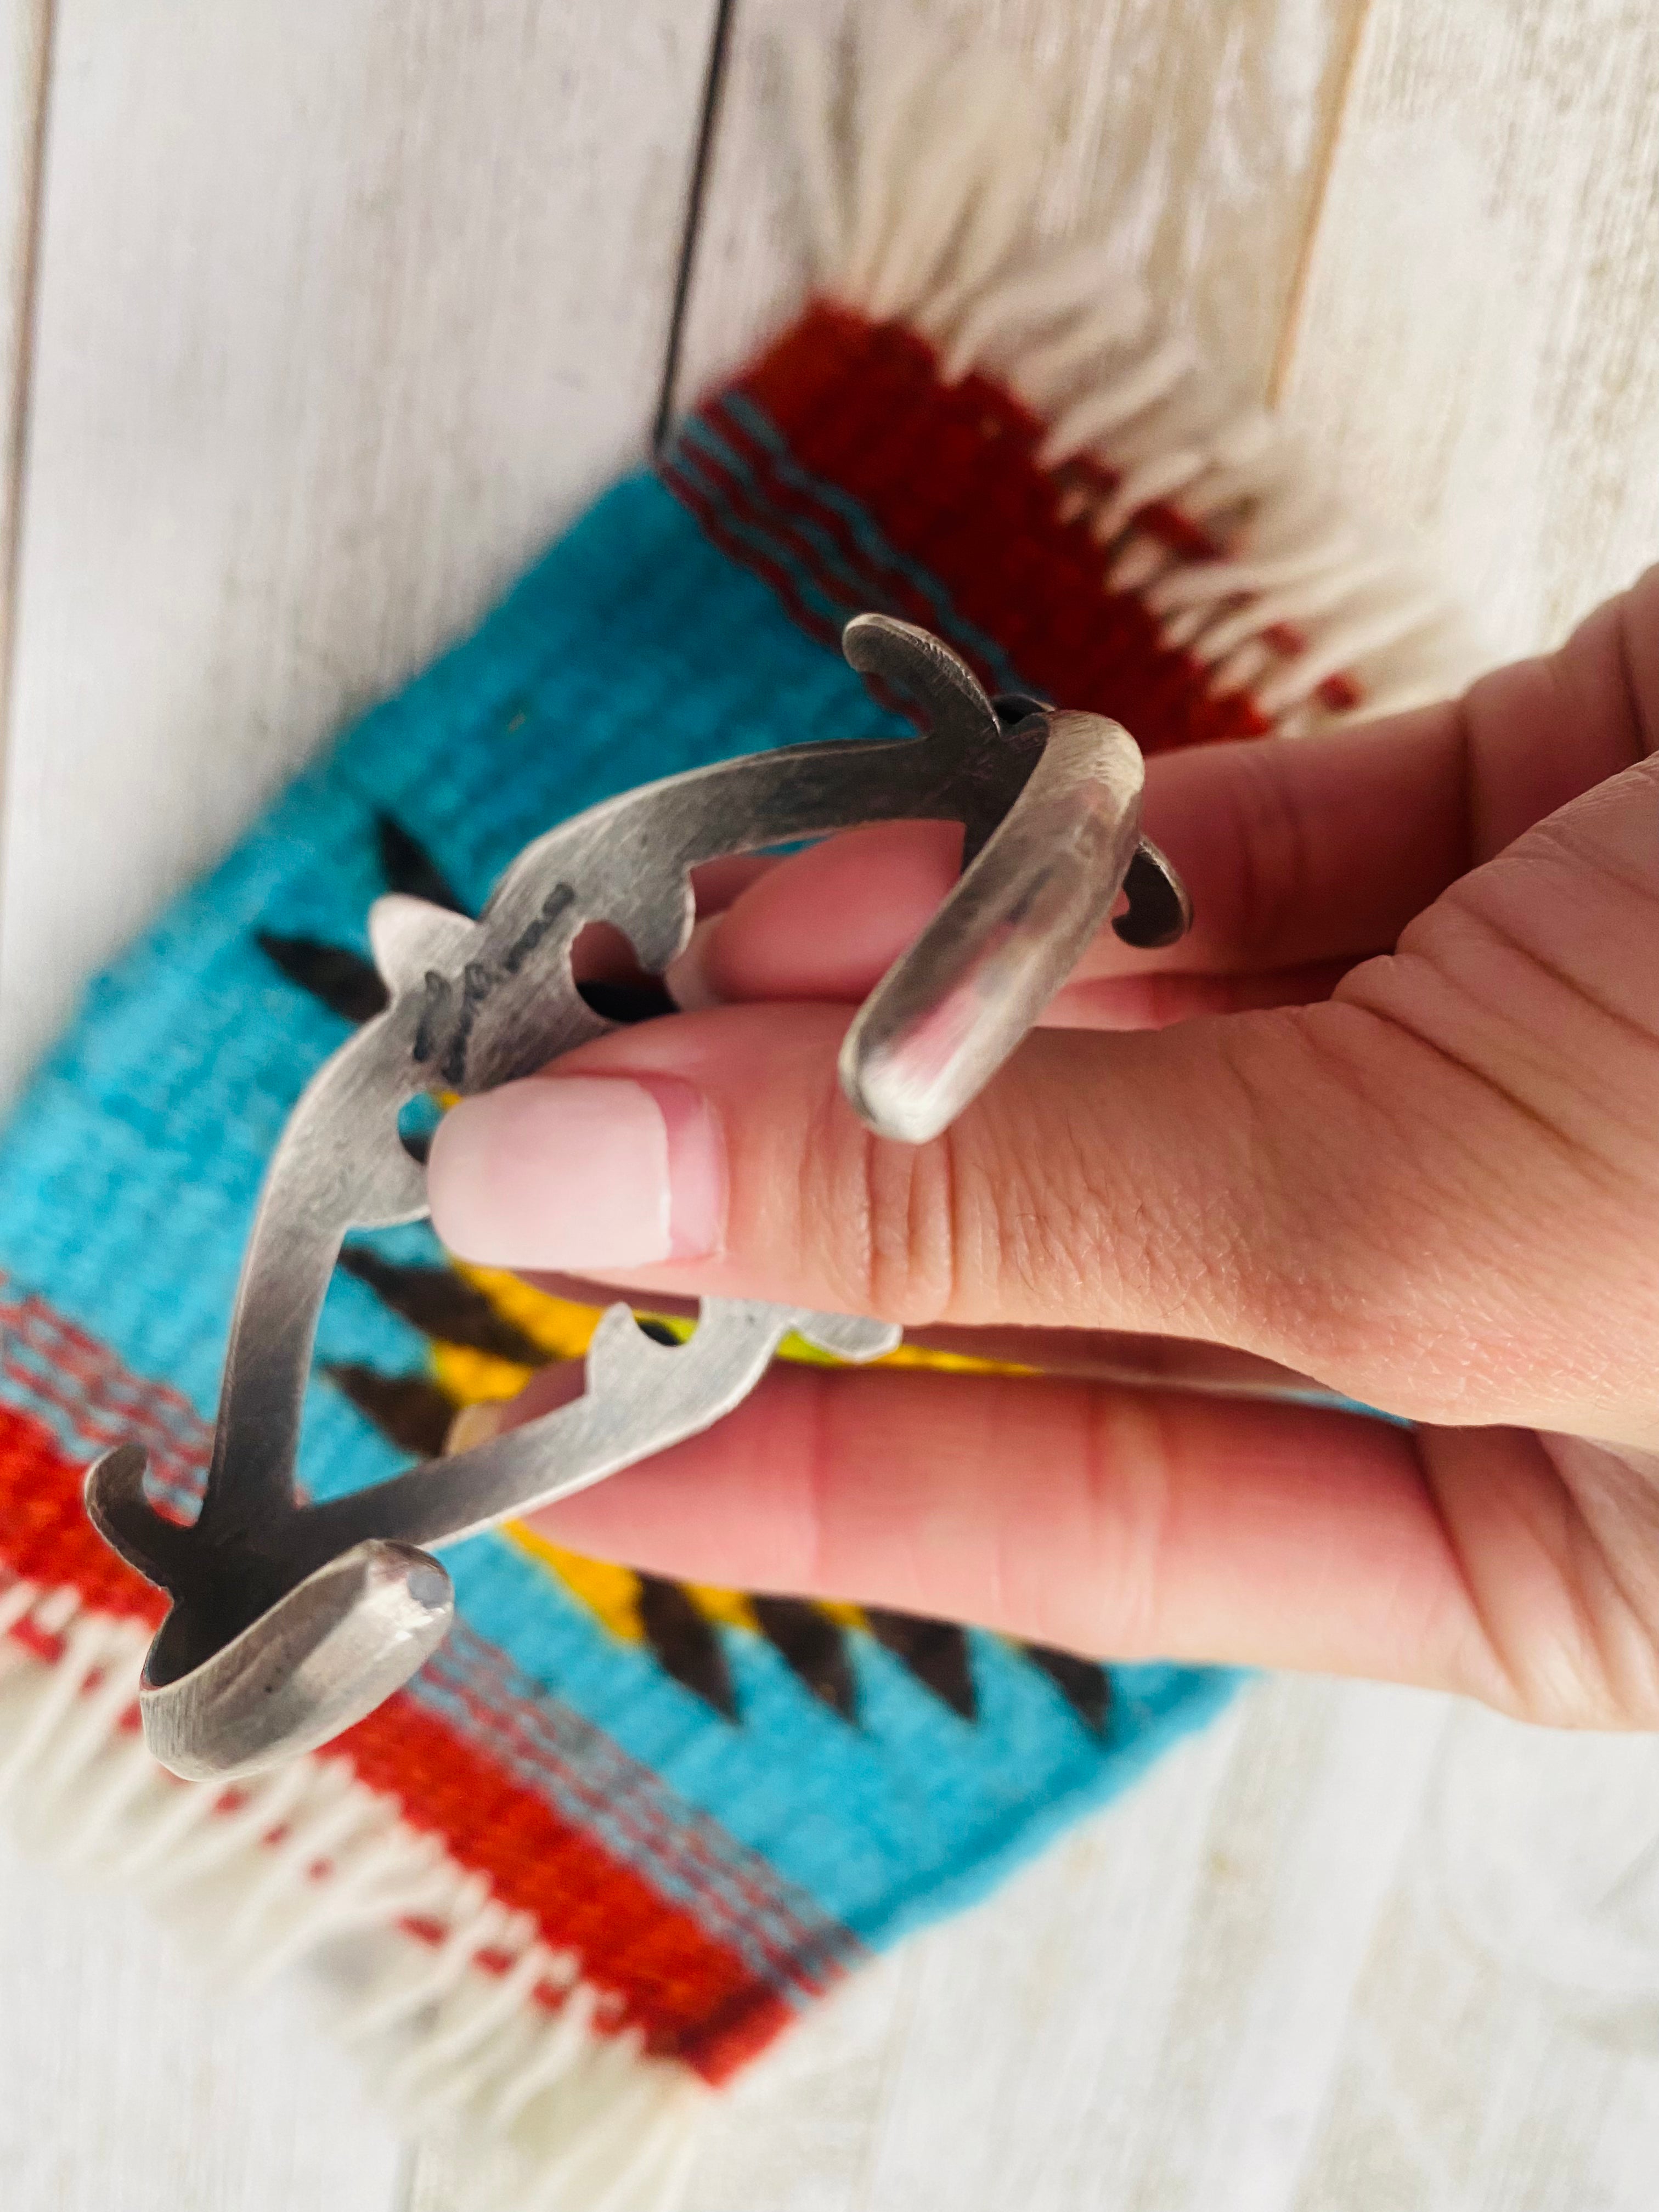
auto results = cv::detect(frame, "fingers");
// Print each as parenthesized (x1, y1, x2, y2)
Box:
(673, 712, 1470, 1006)
(426, 575, 1659, 1440)
(668, 568, 1659, 1013)
(425, 1003, 1296, 1337)
(426, 984, 1628, 1438)
(494, 1360, 1512, 1704)
(416, 995, 1451, 1407)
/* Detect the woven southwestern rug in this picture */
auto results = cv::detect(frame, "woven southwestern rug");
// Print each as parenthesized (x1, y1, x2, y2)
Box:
(0, 21, 1474, 2211)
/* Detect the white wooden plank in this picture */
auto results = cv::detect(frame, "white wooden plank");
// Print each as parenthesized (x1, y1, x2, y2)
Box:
(673, 0, 1370, 416)
(679, 1692, 1659, 2212)
(1148, 1688, 1444, 2211)
(1279, 0, 1659, 664)
(1289, 1707, 1659, 2210)
(678, 1695, 1252, 2212)
(1269, 18, 1659, 2179)
(0, 0, 718, 1095)
(0, 1827, 404, 2212)
(674, 1682, 1453, 2212)
(0, 0, 49, 742)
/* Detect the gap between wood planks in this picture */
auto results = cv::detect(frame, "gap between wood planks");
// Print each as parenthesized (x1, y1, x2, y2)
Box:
(0, 0, 57, 982)
(652, 0, 1384, 437)
(1267, 0, 1376, 406)
(653, 0, 738, 456)
(0, 0, 1372, 1052)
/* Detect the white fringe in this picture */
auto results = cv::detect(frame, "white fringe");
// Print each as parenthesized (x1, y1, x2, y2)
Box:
(779, 4, 1483, 732)
(0, 1578, 702, 2212)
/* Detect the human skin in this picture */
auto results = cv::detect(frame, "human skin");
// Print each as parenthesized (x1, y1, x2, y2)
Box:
(426, 569, 1659, 1730)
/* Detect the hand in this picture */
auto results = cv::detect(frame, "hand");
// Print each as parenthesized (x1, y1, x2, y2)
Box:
(426, 571, 1659, 1728)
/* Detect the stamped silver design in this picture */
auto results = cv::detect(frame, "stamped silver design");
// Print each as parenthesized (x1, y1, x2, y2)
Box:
(84, 615, 1188, 1778)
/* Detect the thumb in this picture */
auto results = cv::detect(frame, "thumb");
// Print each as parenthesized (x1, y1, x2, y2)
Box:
(425, 920, 1649, 1446)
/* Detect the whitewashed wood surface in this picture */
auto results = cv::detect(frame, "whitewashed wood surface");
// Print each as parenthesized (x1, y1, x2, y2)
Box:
(1, 2, 1657, 2208)
(0, 0, 718, 1094)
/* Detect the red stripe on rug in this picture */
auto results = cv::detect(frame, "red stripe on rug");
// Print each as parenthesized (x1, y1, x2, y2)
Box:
(662, 452, 845, 657)
(678, 405, 963, 651)
(0, 1398, 799, 2075)
(724, 301, 1271, 752)
(0, 1398, 166, 1623)
(338, 1689, 800, 2079)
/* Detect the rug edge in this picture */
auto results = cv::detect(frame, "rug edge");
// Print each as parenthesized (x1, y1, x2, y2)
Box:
(0, 1575, 706, 2212)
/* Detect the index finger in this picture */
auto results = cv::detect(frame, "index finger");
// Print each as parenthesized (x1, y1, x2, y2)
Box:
(672, 572, 1659, 1008)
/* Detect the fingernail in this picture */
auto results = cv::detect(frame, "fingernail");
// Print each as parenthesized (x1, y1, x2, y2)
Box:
(664, 917, 725, 1011)
(427, 1075, 725, 1271)
(445, 1400, 504, 1454)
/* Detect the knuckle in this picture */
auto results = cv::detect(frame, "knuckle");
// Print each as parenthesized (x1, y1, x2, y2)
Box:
(1495, 1615, 1659, 1732)
(814, 1080, 1076, 1329)
(1075, 1390, 1176, 1652)
(800, 1084, 962, 1325)
(861, 1125, 960, 1324)
(1222, 748, 1322, 957)
(1425, 1437, 1659, 1731)
(1536, 1442, 1659, 1729)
